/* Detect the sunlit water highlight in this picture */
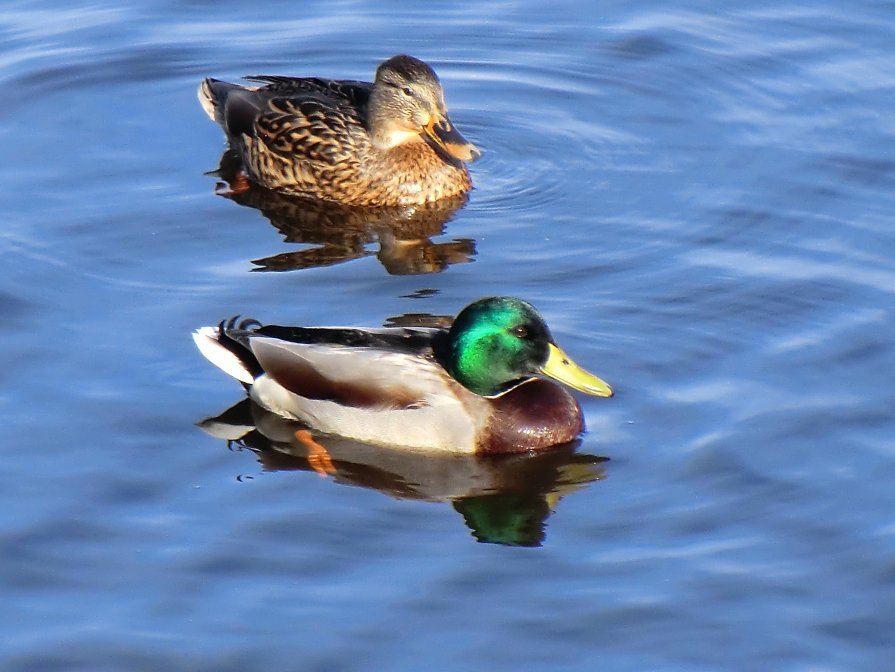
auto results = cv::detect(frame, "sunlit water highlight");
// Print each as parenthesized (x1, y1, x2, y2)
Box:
(2, 1, 895, 670)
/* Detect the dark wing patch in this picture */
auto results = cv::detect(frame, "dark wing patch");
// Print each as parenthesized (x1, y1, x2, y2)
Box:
(223, 88, 266, 139)
(244, 76, 372, 110)
(255, 325, 438, 357)
(251, 339, 425, 409)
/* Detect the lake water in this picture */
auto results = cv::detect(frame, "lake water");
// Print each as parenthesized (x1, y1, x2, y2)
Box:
(3, 1, 895, 670)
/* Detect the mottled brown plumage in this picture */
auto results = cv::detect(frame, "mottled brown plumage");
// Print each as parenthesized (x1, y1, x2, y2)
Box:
(198, 55, 480, 206)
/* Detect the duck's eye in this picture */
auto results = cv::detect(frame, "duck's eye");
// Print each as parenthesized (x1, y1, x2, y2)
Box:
(512, 326, 528, 339)
(402, 86, 413, 97)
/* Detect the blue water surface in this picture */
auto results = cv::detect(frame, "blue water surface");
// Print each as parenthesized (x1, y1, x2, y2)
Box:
(2, 0, 895, 670)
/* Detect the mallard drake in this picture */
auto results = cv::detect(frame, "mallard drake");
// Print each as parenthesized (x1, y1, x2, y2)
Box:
(193, 297, 612, 454)
(198, 54, 480, 207)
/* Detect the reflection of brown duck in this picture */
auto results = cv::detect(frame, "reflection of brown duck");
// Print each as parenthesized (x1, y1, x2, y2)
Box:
(199, 399, 608, 547)
(211, 149, 475, 275)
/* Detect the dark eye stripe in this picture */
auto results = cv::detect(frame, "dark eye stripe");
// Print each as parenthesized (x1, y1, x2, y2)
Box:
(386, 81, 413, 96)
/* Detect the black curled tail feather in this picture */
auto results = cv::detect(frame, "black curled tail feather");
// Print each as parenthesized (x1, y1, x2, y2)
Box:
(225, 315, 263, 332)
(217, 316, 265, 383)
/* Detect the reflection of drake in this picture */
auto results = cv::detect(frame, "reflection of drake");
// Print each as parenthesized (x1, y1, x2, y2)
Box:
(193, 297, 613, 454)
(200, 399, 608, 547)
(211, 148, 474, 275)
(199, 55, 480, 207)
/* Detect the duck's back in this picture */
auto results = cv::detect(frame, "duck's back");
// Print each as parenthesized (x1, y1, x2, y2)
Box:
(244, 76, 372, 111)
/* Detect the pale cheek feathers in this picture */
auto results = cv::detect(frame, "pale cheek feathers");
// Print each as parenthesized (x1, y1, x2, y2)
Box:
(376, 127, 423, 150)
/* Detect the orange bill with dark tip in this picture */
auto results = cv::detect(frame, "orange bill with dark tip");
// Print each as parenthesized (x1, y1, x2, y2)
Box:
(424, 116, 481, 162)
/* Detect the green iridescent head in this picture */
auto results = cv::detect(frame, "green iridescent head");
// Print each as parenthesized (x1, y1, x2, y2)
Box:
(445, 297, 613, 398)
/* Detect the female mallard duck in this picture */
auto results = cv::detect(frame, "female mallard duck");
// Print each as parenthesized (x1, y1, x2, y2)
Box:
(198, 54, 480, 207)
(193, 297, 613, 454)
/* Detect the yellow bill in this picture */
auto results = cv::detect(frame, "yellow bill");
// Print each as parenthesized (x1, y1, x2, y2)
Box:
(424, 116, 481, 162)
(541, 343, 613, 397)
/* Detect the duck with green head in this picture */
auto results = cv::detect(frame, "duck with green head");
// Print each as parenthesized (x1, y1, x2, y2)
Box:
(193, 297, 612, 454)
(198, 54, 480, 207)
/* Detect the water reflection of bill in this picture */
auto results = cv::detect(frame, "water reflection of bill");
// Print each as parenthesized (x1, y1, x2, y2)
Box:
(198, 398, 608, 547)
(208, 149, 476, 275)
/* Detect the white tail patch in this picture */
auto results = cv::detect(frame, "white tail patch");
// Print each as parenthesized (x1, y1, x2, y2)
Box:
(192, 327, 255, 385)
(195, 417, 254, 441)
(197, 80, 218, 122)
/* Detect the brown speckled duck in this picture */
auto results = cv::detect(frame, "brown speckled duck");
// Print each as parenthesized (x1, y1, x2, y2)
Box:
(198, 55, 481, 207)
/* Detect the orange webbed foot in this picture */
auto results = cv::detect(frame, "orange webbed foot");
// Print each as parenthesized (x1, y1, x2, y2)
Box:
(294, 429, 335, 478)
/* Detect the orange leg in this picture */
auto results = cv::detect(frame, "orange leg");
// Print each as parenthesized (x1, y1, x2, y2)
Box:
(216, 170, 252, 196)
(294, 429, 335, 478)
(227, 170, 252, 195)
